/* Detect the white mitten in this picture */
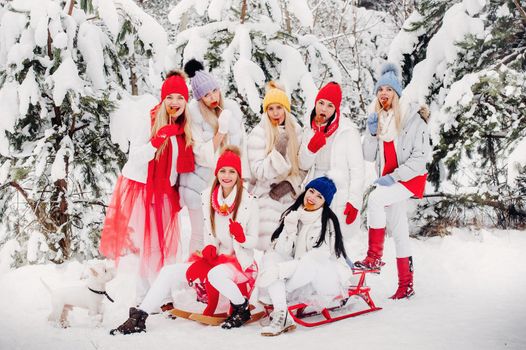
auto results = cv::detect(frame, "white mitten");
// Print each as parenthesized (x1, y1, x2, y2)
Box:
(217, 109, 232, 134)
(283, 210, 299, 234)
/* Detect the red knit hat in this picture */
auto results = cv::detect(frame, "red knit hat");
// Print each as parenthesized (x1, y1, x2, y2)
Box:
(214, 150, 242, 178)
(315, 82, 342, 116)
(161, 74, 189, 101)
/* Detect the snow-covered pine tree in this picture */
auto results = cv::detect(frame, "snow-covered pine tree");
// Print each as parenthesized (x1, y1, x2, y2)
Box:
(304, 0, 400, 123)
(165, 0, 340, 129)
(390, 0, 526, 235)
(0, 0, 165, 266)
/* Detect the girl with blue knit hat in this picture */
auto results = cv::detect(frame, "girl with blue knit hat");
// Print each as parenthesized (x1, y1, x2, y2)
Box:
(256, 176, 352, 336)
(355, 63, 431, 300)
(179, 59, 247, 255)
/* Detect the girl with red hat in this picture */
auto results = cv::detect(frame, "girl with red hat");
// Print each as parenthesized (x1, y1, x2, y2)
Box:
(100, 71, 195, 304)
(110, 146, 260, 335)
(180, 59, 248, 255)
(299, 82, 365, 239)
(354, 63, 431, 300)
(247, 81, 304, 251)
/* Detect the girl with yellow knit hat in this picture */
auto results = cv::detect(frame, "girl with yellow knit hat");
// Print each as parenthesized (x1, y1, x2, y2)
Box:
(247, 82, 305, 250)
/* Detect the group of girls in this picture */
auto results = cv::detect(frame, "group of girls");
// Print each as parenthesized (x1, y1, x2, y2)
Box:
(99, 60, 431, 336)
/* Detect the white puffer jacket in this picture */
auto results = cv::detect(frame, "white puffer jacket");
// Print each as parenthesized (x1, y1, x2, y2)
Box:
(120, 116, 179, 185)
(201, 186, 259, 271)
(247, 119, 304, 250)
(264, 208, 351, 296)
(299, 117, 365, 232)
(363, 102, 431, 181)
(179, 99, 248, 209)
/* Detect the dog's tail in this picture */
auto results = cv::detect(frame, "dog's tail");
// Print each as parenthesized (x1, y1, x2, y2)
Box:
(40, 278, 52, 293)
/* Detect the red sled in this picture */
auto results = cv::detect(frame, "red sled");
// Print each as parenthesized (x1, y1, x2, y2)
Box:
(263, 269, 382, 327)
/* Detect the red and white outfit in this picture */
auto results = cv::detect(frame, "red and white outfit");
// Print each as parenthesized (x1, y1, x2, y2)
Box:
(99, 76, 194, 303)
(299, 83, 365, 237)
(364, 104, 429, 254)
(361, 101, 431, 298)
(136, 184, 259, 315)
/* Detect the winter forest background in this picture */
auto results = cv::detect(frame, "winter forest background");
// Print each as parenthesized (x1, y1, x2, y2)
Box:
(0, 0, 524, 269)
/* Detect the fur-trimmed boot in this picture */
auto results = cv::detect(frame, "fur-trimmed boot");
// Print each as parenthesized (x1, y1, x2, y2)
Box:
(354, 227, 386, 270)
(221, 298, 250, 329)
(390, 256, 415, 299)
(110, 307, 148, 335)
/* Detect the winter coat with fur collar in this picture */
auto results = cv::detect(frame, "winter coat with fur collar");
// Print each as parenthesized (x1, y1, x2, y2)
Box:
(179, 99, 248, 209)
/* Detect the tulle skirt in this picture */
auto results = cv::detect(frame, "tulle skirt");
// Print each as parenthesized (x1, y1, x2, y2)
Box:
(99, 176, 181, 276)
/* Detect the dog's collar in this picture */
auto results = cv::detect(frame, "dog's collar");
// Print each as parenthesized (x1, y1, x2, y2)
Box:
(88, 287, 115, 303)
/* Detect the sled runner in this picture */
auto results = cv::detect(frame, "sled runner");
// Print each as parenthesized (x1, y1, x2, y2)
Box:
(263, 269, 382, 327)
(170, 305, 265, 326)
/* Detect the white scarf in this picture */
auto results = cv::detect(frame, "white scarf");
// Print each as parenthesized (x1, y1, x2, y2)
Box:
(294, 207, 323, 259)
(377, 109, 398, 142)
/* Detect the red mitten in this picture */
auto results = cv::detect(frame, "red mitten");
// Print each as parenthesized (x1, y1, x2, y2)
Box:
(157, 124, 179, 138)
(228, 218, 246, 243)
(307, 131, 326, 153)
(201, 245, 218, 263)
(151, 135, 166, 148)
(343, 202, 358, 225)
(150, 125, 179, 148)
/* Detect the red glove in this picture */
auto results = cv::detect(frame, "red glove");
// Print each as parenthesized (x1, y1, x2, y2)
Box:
(307, 131, 326, 153)
(201, 244, 218, 263)
(344, 202, 358, 225)
(229, 218, 246, 243)
(150, 124, 179, 148)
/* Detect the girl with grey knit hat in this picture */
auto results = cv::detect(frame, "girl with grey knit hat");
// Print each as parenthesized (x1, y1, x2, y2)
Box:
(179, 59, 248, 255)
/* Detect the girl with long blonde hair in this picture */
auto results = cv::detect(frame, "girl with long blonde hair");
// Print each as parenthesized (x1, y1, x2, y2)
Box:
(355, 63, 431, 300)
(247, 81, 304, 250)
(179, 59, 247, 255)
(100, 70, 195, 304)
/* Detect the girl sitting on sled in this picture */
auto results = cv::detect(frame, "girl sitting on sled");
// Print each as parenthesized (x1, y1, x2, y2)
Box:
(110, 146, 260, 334)
(256, 176, 352, 336)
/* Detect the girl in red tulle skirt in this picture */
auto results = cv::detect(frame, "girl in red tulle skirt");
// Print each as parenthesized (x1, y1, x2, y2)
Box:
(100, 71, 195, 303)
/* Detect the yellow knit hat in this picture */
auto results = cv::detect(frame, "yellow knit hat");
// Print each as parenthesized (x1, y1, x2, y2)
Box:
(263, 81, 291, 112)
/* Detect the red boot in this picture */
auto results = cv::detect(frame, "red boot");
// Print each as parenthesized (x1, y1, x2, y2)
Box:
(390, 256, 415, 299)
(354, 228, 386, 270)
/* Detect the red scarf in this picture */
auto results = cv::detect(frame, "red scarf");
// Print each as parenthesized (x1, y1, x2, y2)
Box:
(311, 112, 340, 138)
(211, 185, 236, 216)
(150, 104, 195, 174)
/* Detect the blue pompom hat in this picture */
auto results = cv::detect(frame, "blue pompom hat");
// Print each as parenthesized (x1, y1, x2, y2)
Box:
(374, 63, 403, 97)
(305, 176, 337, 206)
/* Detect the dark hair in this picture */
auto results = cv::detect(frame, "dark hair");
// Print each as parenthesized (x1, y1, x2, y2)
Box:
(183, 59, 204, 78)
(309, 108, 336, 133)
(271, 192, 347, 259)
(165, 70, 187, 80)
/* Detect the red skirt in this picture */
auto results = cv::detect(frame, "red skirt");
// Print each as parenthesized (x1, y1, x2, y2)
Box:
(99, 176, 181, 276)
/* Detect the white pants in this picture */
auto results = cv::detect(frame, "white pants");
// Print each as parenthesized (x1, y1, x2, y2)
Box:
(139, 262, 247, 314)
(187, 208, 204, 254)
(262, 251, 346, 310)
(367, 183, 413, 258)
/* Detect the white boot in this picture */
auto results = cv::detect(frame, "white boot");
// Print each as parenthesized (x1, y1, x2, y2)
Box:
(260, 309, 296, 336)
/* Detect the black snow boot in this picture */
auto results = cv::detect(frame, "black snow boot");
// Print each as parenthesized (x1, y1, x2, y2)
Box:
(221, 298, 250, 329)
(110, 307, 148, 335)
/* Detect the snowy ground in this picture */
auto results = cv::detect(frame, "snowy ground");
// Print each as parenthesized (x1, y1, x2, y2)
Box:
(0, 209, 525, 350)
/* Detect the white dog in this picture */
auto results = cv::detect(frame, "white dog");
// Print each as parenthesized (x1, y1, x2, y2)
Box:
(42, 262, 116, 328)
